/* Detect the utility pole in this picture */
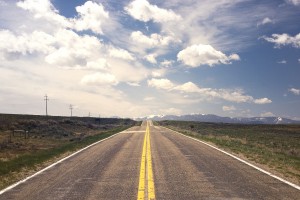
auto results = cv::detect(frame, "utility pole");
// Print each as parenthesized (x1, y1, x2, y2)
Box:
(69, 104, 73, 117)
(44, 94, 49, 116)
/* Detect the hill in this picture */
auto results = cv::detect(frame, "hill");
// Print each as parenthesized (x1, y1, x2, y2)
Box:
(137, 114, 300, 124)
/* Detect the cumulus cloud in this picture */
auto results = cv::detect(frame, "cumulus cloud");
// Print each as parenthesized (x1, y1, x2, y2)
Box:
(149, 79, 271, 104)
(148, 78, 174, 90)
(144, 53, 157, 64)
(0, 15, 148, 82)
(257, 17, 273, 26)
(262, 33, 300, 48)
(80, 72, 118, 86)
(130, 31, 179, 48)
(0, 29, 55, 55)
(125, 0, 181, 23)
(108, 47, 135, 60)
(173, 82, 201, 93)
(222, 105, 236, 112)
(86, 58, 108, 70)
(177, 44, 240, 67)
(44, 29, 102, 67)
(289, 88, 300, 95)
(151, 68, 167, 77)
(254, 98, 272, 104)
(161, 60, 173, 67)
(17, 0, 71, 28)
(72, 1, 109, 34)
(17, 0, 109, 35)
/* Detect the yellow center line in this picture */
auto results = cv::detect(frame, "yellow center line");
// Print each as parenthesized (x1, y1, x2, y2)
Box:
(147, 123, 155, 200)
(137, 121, 156, 200)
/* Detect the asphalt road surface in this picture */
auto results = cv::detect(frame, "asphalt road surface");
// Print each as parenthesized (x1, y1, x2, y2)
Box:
(1, 121, 299, 199)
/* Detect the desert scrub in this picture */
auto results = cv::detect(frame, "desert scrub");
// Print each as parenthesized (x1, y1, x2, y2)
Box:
(0, 125, 132, 190)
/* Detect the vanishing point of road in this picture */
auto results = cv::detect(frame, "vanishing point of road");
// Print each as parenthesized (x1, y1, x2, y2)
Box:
(0, 121, 299, 199)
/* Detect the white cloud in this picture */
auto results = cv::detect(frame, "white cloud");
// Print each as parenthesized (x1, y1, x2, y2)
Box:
(173, 82, 201, 93)
(108, 47, 135, 60)
(0, 0, 291, 118)
(149, 79, 271, 104)
(177, 44, 240, 67)
(130, 31, 179, 48)
(222, 105, 236, 112)
(144, 96, 155, 101)
(286, 0, 300, 6)
(260, 112, 275, 117)
(254, 98, 272, 104)
(277, 60, 287, 64)
(159, 107, 181, 115)
(18, 28, 147, 83)
(298, 58, 300, 63)
(17, 0, 71, 28)
(0, 29, 55, 55)
(262, 33, 300, 48)
(257, 17, 273, 26)
(44, 29, 102, 67)
(148, 78, 174, 90)
(161, 60, 173, 68)
(17, 0, 110, 35)
(72, 1, 109, 34)
(80, 72, 118, 86)
(86, 58, 108, 70)
(144, 53, 157, 64)
(229, 54, 240, 61)
(0, 27, 144, 84)
(151, 68, 167, 78)
(289, 88, 300, 95)
(108, 59, 149, 83)
(125, 0, 181, 23)
(127, 82, 141, 87)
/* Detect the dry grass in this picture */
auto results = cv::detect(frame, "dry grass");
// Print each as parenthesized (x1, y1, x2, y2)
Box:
(0, 114, 139, 190)
(157, 120, 300, 185)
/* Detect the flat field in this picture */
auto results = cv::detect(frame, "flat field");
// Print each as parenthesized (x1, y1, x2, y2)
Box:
(156, 120, 300, 185)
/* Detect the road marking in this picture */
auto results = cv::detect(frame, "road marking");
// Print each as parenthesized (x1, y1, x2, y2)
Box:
(164, 127, 300, 191)
(137, 121, 156, 200)
(122, 131, 145, 133)
(137, 127, 147, 199)
(0, 130, 128, 196)
(147, 123, 155, 200)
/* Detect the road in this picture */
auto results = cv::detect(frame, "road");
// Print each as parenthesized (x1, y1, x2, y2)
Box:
(1, 121, 299, 199)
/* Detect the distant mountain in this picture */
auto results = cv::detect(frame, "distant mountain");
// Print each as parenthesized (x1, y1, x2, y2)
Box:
(136, 114, 300, 124)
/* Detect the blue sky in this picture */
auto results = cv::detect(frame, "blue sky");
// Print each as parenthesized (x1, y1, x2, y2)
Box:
(0, 0, 299, 119)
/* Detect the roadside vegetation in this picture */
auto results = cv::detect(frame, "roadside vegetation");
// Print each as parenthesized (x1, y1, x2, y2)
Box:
(156, 120, 300, 185)
(0, 114, 139, 190)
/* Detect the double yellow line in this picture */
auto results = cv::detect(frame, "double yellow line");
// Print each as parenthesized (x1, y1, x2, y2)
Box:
(137, 121, 155, 200)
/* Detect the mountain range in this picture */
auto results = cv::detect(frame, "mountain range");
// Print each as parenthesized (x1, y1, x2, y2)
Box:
(136, 114, 300, 124)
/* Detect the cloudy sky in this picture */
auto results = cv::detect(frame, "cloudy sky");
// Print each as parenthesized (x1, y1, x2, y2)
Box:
(0, 0, 299, 118)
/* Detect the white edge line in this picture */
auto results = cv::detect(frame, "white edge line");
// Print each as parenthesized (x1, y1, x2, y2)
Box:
(163, 126, 300, 191)
(0, 129, 128, 195)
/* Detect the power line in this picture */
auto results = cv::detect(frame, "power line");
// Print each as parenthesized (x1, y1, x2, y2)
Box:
(44, 94, 49, 116)
(69, 104, 73, 117)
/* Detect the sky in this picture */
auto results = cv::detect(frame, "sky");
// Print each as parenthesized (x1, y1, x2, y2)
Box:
(0, 0, 299, 119)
